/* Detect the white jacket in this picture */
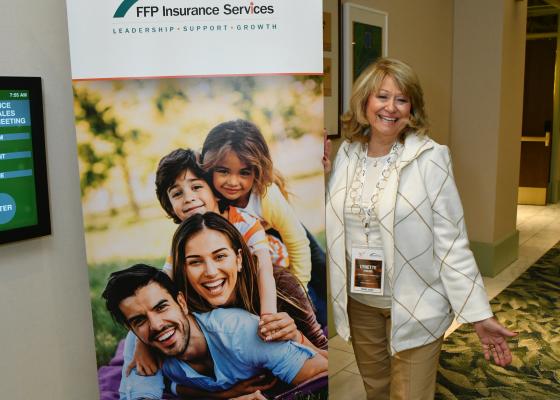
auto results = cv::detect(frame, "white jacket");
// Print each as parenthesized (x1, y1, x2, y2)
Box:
(326, 134, 493, 354)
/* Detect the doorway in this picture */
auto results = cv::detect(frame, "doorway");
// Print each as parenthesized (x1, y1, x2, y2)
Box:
(520, 2, 560, 205)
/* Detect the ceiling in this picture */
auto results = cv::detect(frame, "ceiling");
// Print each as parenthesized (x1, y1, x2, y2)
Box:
(528, 0, 560, 17)
(527, 0, 559, 34)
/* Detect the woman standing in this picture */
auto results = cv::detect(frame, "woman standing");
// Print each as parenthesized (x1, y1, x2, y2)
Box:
(325, 58, 516, 399)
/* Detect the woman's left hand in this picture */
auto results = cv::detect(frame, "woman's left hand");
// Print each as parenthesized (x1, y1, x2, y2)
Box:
(259, 312, 298, 342)
(473, 317, 517, 367)
(323, 129, 332, 173)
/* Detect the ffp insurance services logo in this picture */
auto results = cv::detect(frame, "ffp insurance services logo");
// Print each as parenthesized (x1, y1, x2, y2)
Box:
(113, 0, 275, 18)
(114, 0, 138, 17)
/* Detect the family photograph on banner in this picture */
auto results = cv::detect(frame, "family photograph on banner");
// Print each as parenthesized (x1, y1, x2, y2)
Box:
(73, 74, 328, 399)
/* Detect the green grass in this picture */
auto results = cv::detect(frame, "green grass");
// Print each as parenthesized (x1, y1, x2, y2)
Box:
(89, 257, 165, 366)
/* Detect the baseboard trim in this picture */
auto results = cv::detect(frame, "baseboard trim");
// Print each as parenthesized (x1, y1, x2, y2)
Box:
(548, 179, 560, 204)
(470, 230, 519, 277)
(518, 187, 546, 205)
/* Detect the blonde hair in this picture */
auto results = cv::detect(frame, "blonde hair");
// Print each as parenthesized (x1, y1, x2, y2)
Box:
(341, 57, 429, 142)
(201, 119, 289, 199)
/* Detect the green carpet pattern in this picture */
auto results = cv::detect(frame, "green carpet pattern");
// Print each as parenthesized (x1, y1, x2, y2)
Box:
(435, 242, 560, 400)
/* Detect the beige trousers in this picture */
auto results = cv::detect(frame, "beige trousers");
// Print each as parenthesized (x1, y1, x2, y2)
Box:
(347, 297, 443, 400)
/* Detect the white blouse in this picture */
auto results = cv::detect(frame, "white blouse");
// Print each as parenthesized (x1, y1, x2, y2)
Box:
(344, 155, 392, 308)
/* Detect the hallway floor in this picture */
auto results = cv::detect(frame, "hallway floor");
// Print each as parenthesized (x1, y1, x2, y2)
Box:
(328, 203, 560, 399)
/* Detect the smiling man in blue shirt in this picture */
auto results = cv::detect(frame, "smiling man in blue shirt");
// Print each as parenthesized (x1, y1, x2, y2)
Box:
(103, 264, 327, 399)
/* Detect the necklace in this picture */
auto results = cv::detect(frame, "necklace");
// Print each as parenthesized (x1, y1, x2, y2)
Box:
(348, 141, 402, 243)
(368, 154, 389, 168)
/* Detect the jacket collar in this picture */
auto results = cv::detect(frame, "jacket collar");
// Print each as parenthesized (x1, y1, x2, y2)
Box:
(397, 133, 434, 170)
(338, 134, 433, 206)
(343, 133, 433, 162)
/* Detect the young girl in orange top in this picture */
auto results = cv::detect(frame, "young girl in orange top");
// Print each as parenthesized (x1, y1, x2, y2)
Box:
(201, 119, 327, 325)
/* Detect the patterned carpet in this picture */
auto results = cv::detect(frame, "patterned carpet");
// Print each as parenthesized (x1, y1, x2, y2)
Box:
(435, 242, 560, 400)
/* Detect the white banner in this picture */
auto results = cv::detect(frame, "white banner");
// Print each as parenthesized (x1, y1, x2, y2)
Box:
(67, 1, 328, 397)
(66, 0, 322, 79)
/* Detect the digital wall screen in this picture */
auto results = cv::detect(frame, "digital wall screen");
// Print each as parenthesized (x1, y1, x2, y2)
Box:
(0, 77, 50, 244)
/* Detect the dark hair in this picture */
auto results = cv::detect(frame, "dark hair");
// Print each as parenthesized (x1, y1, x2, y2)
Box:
(201, 119, 289, 199)
(102, 264, 180, 326)
(171, 212, 260, 315)
(155, 148, 213, 224)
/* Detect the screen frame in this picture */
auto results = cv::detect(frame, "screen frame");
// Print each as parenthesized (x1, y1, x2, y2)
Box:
(0, 76, 51, 245)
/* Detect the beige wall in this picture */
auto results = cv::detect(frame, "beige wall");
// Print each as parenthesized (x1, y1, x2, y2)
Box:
(451, 0, 526, 243)
(451, 0, 503, 243)
(0, 0, 99, 398)
(364, 0, 454, 144)
(495, 0, 526, 239)
(324, 0, 454, 146)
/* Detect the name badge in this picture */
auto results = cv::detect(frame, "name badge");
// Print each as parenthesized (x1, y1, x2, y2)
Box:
(350, 246, 385, 295)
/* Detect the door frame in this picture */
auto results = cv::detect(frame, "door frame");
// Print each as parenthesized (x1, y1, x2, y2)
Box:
(524, 13, 560, 203)
(551, 14, 560, 202)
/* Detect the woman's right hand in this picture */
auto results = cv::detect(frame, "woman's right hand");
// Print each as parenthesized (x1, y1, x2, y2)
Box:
(126, 338, 161, 376)
(259, 312, 298, 342)
(473, 317, 517, 367)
